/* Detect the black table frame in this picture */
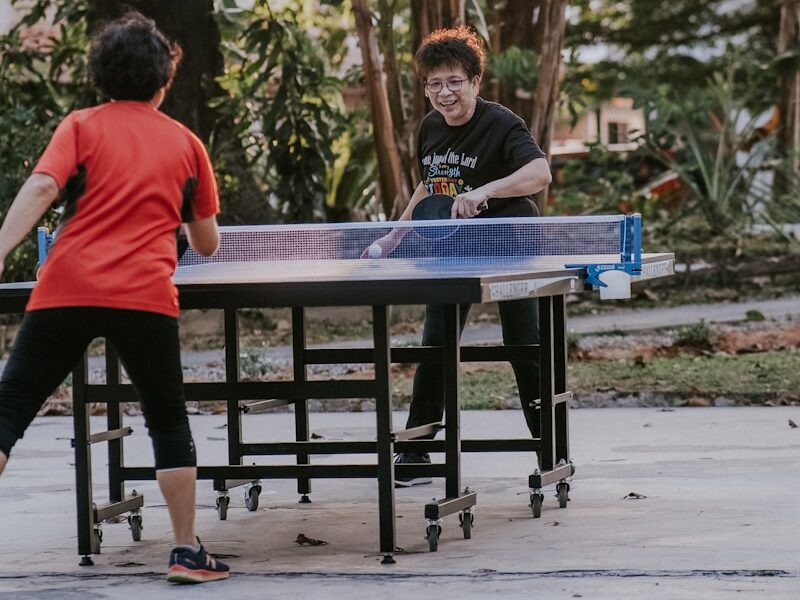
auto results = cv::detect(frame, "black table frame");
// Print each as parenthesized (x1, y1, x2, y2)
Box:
(0, 270, 583, 565)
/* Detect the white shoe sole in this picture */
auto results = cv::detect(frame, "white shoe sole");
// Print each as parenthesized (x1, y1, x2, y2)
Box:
(394, 477, 433, 488)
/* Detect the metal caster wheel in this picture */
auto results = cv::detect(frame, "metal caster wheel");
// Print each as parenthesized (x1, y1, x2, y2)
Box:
(216, 495, 229, 520)
(128, 514, 142, 542)
(426, 525, 441, 552)
(530, 492, 544, 518)
(459, 511, 474, 539)
(557, 482, 570, 509)
(245, 485, 261, 512)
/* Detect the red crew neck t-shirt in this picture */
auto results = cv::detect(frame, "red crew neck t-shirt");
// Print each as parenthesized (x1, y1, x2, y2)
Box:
(28, 101, 219, 317)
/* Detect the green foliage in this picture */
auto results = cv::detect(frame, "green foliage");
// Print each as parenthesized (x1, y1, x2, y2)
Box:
(548, 143, 666, 219)
(0, 0, 792, 236)
(486, 46, 538, 92)
(213, 2, 345, 223)
(637, 61, 776, 238)
(647, 214, 795, 270)
(568, 0, 775, 53)
(565, 2, 779, 116)
(1, 0, 352, 237)
(674, 320, 713, 349)
(0, 0, 92, 281)
(559, 55, 624, 128)
(756, 156, 800, 231)
(745, 310, 765, 322)
(324, 110, 381, 220)
(238, 348, 279, 380)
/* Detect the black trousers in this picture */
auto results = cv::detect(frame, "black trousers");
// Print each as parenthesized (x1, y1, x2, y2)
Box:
(405, 298, 540, 439)
(0, 307, 196, 469)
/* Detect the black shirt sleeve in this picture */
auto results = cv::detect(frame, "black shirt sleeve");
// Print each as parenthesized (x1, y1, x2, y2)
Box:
(502, 117, 546, 172)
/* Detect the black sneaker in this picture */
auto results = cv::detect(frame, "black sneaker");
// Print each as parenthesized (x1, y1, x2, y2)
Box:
(394, 452, 432, 487)
(166, 540, 230, 584)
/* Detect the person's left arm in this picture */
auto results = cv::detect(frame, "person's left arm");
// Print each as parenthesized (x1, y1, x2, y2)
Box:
(0, 174, 60, 279)
(452, 158, 551, 218)
(181, 130, 221, 257)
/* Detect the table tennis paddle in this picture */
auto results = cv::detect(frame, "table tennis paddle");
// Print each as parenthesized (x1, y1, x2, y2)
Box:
(411, 193, 487, 241)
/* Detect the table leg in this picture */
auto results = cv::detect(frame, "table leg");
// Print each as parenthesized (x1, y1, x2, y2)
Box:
(553, 295, 570, 464)
(105, 344, 123, 504)
(292, 307, 312, 502)
(538, 296, 556, 472)
(443, 304, 461, 500)
(372, 305, 396, 564)
(73, 353, 98, 565)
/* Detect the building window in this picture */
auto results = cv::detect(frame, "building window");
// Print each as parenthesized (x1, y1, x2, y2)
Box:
(608, 122, 628, 144)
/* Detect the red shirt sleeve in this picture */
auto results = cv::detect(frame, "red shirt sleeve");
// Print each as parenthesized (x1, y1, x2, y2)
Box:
(186, 130, 219, 221)
(33, 113, 80, 188)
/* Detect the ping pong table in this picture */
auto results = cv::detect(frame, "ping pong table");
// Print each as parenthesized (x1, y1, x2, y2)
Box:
(0, 214, 673, 565)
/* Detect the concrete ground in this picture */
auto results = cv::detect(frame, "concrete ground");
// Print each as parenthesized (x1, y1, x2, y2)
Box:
(0, 407, 798, 599)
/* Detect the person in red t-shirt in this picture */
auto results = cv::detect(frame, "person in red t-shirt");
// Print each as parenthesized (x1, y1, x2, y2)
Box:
(0, 13, 228, 584)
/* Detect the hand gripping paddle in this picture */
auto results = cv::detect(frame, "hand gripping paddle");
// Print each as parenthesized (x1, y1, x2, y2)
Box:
(411, 194, 487, 241)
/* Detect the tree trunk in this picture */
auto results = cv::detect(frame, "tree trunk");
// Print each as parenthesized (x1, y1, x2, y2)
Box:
(529, 0, 567, 214)
(411, 0, 464, 36)
(90, 0, 268, 224)
(377, 0, 416, 209)
(493, 0, 537, 122)
(777, 0, 800, 191)
(352, 0, 410, 218)
(377, 0, 405, 135)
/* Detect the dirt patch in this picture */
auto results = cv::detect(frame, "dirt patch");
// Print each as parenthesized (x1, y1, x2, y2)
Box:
(715, 326, 800, 354)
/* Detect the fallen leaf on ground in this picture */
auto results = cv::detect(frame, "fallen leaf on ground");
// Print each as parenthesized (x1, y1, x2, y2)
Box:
(295, 533, 329, 546)
(622, 492, 647, 500)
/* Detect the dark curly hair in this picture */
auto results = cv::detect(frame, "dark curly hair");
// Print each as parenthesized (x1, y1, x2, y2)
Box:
(414, 25, 485, 81)
(88, 12, 182, 101)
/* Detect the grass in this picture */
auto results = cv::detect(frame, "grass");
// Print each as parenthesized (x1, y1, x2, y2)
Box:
(384, 350, 800, 407)
(569, 350, 799, 402)
(674, 320, 713, 349)
(388, 366, 521, 410)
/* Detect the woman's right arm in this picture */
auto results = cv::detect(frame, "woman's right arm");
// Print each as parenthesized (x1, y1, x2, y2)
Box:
(0, 174, 60, 278)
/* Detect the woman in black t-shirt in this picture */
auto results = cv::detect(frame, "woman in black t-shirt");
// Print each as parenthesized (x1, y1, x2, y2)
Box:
(394, 25, 552, 487)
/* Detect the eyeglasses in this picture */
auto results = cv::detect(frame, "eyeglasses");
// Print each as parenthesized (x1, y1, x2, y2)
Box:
(424, 78, 469, 94)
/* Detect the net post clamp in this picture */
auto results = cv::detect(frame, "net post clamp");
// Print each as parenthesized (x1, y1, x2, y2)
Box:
(564, 213, 643, 289)
(37, 227, 54, 267)
(567, 262, 640, 289)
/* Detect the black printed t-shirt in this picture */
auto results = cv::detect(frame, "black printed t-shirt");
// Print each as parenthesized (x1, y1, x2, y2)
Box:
(417, 98, 546, 217)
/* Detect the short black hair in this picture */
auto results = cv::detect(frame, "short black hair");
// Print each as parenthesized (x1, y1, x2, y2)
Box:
(415, 25, 485, 81)
(88, 12, 182, 101)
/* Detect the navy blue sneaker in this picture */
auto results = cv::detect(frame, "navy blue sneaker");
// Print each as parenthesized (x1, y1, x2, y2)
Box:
(167, 540, 230, 584)
(394, 452, 432, 487)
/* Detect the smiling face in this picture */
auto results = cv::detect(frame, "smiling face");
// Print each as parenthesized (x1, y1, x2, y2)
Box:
(424, 66, 480, 126)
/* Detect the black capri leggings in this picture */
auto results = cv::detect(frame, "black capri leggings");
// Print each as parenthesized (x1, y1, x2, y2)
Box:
(0, 307, 196, 469)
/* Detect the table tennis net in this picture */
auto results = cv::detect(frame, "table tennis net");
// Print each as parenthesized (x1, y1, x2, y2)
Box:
(178, 215, 632, 267)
